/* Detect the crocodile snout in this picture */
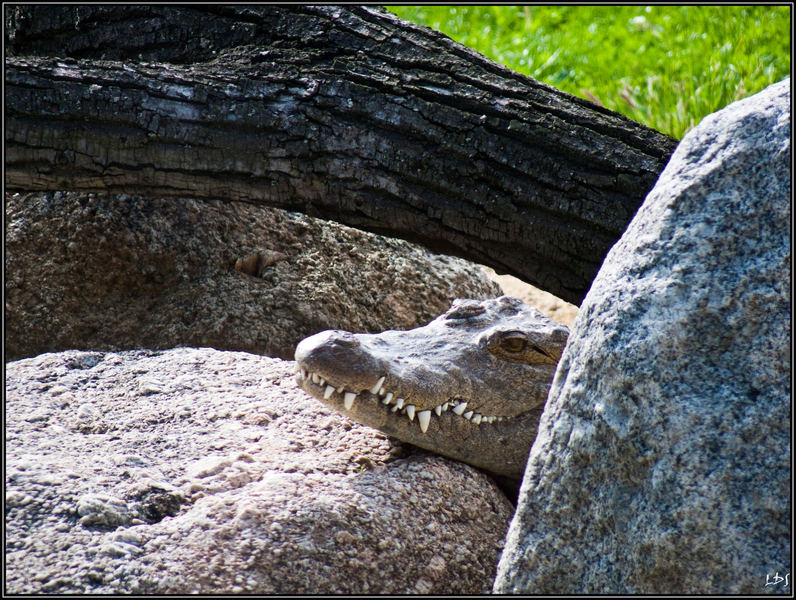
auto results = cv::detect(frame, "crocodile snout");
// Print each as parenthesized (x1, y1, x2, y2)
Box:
(294, 330, 386, 392)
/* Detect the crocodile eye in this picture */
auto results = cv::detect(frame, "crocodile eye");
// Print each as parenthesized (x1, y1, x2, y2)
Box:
(500, 337, 526, 353)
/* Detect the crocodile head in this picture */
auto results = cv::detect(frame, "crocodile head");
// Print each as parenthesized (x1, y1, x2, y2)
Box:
(294, 296, 569, 479)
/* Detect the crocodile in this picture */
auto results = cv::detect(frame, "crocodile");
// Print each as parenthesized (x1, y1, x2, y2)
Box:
(294, 296, 569, 479)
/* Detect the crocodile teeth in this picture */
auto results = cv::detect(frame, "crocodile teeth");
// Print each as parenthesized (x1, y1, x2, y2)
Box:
(383, 392, 394, 404)
(434, 405, 442, 416)
(391, 404, 400, 412)
(442, 402, 449, 411)
(496, 416, 503, 422)
(472, 413, 482, 425)
(405, 405, 415, 420)
(311, 373, 320, 384)
(292, 363, 301, 373)
(417, 410, 431, 433)
(395, 398, 405, 409)
(344, 392, 357, 410)
(463, 411, 474, 421)
(319, 377, 326, 387)
(379, 387, 386, 395)
(301, 369, 308, 380)
(451, 402, 467, 415)
(337, 386, 345, 393)
(324, 385, 335, 399)
(369, 376, 386, 395)
(487, 416, 496, 424)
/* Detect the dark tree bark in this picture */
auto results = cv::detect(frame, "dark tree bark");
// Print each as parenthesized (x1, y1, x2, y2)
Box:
(4, 5, 679, 305)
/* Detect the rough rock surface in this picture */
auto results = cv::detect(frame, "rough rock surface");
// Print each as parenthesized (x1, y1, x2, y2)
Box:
(6, 348, 513, 594)
(4, 192, 501, 362)
(495, 79, 791, 594)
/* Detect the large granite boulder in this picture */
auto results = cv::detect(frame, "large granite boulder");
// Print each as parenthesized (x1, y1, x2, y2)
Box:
(495, 79, 791, 594)
(6, 348, 513, 594)
(5, 192, 500, 362)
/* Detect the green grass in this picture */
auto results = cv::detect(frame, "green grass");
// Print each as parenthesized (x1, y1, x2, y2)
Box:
(386, 6, 790, 139)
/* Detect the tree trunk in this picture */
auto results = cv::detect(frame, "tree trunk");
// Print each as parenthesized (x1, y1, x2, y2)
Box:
(4, 5, 679, 305)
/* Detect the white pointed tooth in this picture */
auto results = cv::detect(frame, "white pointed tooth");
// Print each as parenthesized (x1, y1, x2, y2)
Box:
(472, 414, 482, 424)
(301, 369, 308, 380)
(337, 386, 345, 393)
(417, 410, 431, 433)
(442, 402, 449, 411)
(292, 363, 301, 373)
(395, 398, 405, 409)
(384, 392, 394, 404)
(311, 373, 320, 384)
(344, 392, 357, 410)
(323, 385, 335, 399)
(434, 405, 442, 416)
(451, 402, 467, 415)
(382, 396, 391, 405)
(463, 411, 474, 421)
(319, 377, 325, 387)
(391, 404, 400, 412)
(405, 405, 415, 420)
(369, 376, 386, 395)
(487, 416, 496, 424)
(496, 416, 504, 422)
(379, 387, 386, 395)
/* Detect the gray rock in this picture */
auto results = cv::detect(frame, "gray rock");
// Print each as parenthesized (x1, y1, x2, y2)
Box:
(495, 79, 791, 594)
(6, 348, 513, 594)
(4, 192, 500, 362)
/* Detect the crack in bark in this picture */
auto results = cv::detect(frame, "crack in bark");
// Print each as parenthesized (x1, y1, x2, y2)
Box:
(5, 5, 679, 305)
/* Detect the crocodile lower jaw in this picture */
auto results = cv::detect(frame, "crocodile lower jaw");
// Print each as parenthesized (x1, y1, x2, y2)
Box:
(295, 366, 509, 434)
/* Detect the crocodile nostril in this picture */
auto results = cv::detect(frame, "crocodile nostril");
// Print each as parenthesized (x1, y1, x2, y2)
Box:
(332, 333, 360, 348)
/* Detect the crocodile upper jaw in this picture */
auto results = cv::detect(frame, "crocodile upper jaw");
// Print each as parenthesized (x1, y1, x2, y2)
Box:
(295, 364, 545, 478)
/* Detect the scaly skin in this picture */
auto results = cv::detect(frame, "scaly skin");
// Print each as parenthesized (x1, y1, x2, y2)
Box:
(294, 296, 569, 478)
